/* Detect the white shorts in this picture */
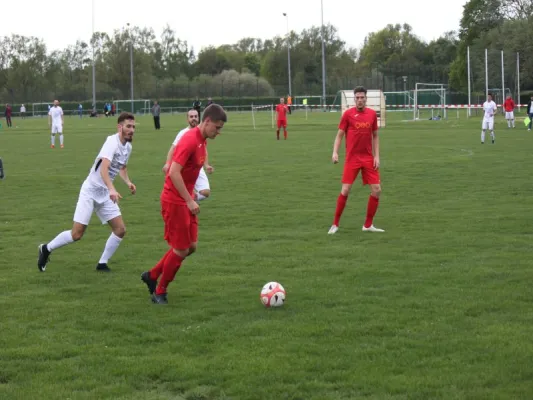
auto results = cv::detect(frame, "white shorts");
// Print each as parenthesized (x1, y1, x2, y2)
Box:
(51, 124, 63, 134)
(73, 190, 121, 225)
(195, 168, 210, 192)
(482, 118, 494, 130)
(505, 111, 514, 120)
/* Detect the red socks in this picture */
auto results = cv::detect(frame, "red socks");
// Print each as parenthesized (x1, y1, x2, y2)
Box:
(276, 130, 280, 140)
(333, 193, 348, 226)
(364, 195, 379, 228)
(154, 251, 183, 295)
(149, 249, 172, 281)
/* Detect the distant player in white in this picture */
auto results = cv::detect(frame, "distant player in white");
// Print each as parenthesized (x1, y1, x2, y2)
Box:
(481, 93, 497, 144)
(48, 99, 64, 148)
(37, 112, 137, 273)
(162, 109, 213, 201)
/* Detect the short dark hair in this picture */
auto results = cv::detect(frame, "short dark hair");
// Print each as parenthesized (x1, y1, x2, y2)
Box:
(488, 92, 493, 97)
(202, 104, 227, 122)
(188, 108, 199, 115)
(354, 86, 367, 95)
(118, 112, 135, 123)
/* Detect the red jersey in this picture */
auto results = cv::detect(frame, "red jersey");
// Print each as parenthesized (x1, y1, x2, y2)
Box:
(276, 104, 288, 121)
(5, 106, 11, 117)
(504, 98, 515, 112)
(338, 107, 378, 162)
(161, 127, 206, 205)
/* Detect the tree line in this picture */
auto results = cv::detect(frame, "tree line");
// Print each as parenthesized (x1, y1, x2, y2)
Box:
(0, 0, 532, 106)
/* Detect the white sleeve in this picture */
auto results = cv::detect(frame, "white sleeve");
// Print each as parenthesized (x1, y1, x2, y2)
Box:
(172, 129, 187, 146)
(60, 107, 64, 115)
(97, 137, 116, 162)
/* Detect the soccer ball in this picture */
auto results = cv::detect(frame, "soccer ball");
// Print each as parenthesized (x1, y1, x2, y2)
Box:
(260, 281, 286, 308)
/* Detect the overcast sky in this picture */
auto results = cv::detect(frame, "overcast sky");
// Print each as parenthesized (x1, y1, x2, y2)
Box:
(1, 0, 467, 52)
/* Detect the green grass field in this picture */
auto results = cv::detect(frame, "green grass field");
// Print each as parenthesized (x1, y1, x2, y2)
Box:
(1, 109, 533, 400)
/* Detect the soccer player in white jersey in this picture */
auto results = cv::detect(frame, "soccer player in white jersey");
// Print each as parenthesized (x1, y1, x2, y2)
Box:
(481, 93, 497, 144)
(37, 112, 137, 273)
(48, 99, 64, 148)
(162, 109, 214, 201)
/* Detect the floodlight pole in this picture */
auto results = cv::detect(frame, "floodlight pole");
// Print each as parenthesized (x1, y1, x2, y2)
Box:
(128, 22, 134, 114)
(283, 13, 292, 97)
(320, 0, 327, 110)
(402, 76, 407, 107)
(91, 0, 96, 112)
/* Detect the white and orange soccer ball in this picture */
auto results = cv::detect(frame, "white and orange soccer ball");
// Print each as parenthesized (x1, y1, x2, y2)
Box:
(260, 281, 286, 308)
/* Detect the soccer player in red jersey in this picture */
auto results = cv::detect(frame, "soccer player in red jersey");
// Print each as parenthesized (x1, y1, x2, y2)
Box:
(275, 97, 288, 140)
(328, 86, 384, 234)
(141, 104, 227, 304)
(503, 95, 515, 128)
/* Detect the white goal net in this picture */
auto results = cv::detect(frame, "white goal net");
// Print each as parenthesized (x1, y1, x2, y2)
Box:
(413, 83, 447, 120)
(113, 99, 151, 115)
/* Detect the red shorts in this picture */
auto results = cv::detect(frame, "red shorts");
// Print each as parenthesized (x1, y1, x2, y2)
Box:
(342, 159, 380, 185)
(277, 119, 287, 129)
(161, 200, 198, 250)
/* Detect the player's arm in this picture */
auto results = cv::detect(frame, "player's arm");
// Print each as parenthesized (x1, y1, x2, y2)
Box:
(372, 129, 380, 169)
(119, 166, 136, 194)
(48, 112, 51, 127)
(169, 162, 199, 214)
(98, 158, 121, 203)
(61, 109, 64, 125)
(163, 144, 176, 173)
(204, 148, 214, 173)
(332, 129, 345, 163)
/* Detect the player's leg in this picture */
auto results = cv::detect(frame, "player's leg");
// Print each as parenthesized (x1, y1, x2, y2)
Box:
(276, 120, 281, 140)
(51, 126, 57, 148)
(489, 120, 495, 143)
(0, 157, 4, 180)
(481, 120, 487, 144)
(361, 165, 384, 232)
(195, 168, 211, 201)
(57, 125, 64, 148)
(37, 194, 92, 271)
(283, 120, 288, 140)
(95, 201, 125, 271)
(505, 112, 511, 128)
(329, 165, 358, 234)
(511, 112, 515, 128)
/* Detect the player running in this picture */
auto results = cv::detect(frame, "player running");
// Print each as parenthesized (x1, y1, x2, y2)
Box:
(481, 93, 497, 144)
(37, 112, 137, 272)
(328, 86, 384, 234)
(503, 95, 515, 128)
(275, 97, 288, 140)
(141, 104, 227, 305)
(48, 100, 65, 148)
(162, 109, 213, 201)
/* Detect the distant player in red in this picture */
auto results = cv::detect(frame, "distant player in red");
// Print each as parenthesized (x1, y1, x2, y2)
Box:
(141, 104, 227, 304)
(503, 95, 515, 128)
(275, 97, 288, 140)
(328, 86, 384, 234)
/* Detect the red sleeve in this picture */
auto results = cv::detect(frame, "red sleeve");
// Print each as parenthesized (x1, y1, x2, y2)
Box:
(372, 111, 378, 131)
(172, 135, 196, 167)
(338, 111, 349, 131)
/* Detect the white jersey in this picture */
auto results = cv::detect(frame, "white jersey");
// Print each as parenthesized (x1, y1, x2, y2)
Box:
(483, 101, 497, 119)
(172, 126, 191, 146)
(48, 106, 63, 125)
(81, 133, 132, 201)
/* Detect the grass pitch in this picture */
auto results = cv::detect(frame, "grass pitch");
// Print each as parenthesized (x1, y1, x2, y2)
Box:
(1, 109, 533, 399)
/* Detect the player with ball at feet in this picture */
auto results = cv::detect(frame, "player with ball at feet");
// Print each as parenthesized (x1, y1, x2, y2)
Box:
(328, 86, 384, 234)
(141, 104, 227, 305)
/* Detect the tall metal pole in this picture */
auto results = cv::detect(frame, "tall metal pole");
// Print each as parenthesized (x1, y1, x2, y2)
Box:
(501, 50, 504, 106)
(467, 46, 471, 117)
(283, 13, 292, 97)
(517, 52, 520, 111)
(91, 0, 96, 111)
(128, 23, 134, 113)
(485, 48, 488, 99)
(320, 0, 326, 109)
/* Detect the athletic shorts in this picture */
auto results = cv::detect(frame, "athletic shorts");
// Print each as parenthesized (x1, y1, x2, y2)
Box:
(73, 190, 121, 225)
(505, 111, 514, 120)
(161, 200, 198, 250)
(277, 119, 287, 129)
(51, 124, 63, 134)
(195, 168, 210, 192)
(482, 118, 494, 130)
(342, 159, 380, 185)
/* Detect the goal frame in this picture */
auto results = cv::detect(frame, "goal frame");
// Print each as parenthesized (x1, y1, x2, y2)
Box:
(113, 99, 151, 115)
(31, 102, 52, 117)
(414, 83, 447, 120)
(251, 104, 274, 130)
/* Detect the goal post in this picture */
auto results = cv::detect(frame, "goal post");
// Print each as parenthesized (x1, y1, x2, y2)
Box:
(251, 104, 274, 130)
(337, 89, 386, 127)
(113, 99, 151, 115)
(31, 102, 52, 117)
(414, 83, 447, 120)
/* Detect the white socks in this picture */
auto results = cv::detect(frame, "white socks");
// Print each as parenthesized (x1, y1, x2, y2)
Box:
(98, 232, 123, 264)
(48, 230, 74, 251)
(60, 134, 64, 145)
(197, 193, 207, 201)
(481, 131, 495, 142)
(507, 120, 515, 128)
(51, 134, 55, 146)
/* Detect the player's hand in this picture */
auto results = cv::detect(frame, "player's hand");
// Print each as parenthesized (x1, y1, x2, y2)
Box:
(187, 199, 200, 215)
(373, 156, 380, 170)
(110, 189, 122, 204)
(128, 182, 136, 195)
(162, 163, 170, 174)
(205, 164, 214, 174)
(332, 153, 339, 164)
